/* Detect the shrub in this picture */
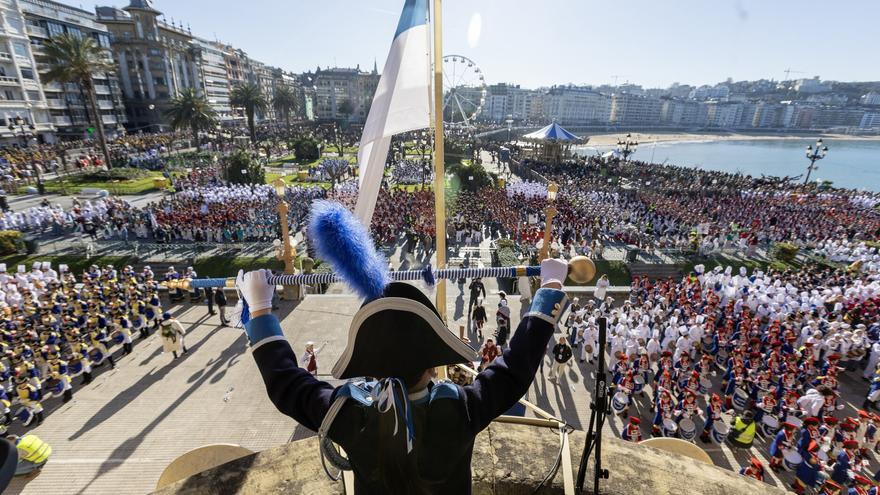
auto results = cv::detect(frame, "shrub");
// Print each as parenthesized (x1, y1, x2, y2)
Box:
(294, 138, 320, 161)
(772, 242, 799, 263)
(82, 168, 149, 181)
(223, 150, 265, 185)
(0, 231, 22, 255)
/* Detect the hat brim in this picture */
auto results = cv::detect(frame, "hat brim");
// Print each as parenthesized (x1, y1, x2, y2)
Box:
(332, 283, 477, 379)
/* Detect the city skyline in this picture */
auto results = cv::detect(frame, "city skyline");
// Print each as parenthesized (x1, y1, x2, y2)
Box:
(71, 0, 880, 88)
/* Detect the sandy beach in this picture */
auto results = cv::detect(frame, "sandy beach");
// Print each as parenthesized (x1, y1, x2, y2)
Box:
(583, 132, 880, 147)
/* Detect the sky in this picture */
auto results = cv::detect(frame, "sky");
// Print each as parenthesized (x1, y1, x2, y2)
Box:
(72, 0, 880, 89)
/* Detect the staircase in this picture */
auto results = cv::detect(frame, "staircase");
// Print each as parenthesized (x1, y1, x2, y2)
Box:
(628, 263, 683, 281)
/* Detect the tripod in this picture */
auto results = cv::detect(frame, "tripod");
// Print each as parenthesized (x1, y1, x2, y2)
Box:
(575, 316, 610, 494)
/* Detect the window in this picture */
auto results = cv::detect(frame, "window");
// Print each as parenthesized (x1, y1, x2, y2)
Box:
(12, 43, 27, 58)
(67, 27, 82, 39)
(27, 91, 40, 101)
(20, 68, 34, 80)
(46, 22, 64, 38)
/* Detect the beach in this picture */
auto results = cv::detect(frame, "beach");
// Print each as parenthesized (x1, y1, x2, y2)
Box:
(584, 131, 880, 147)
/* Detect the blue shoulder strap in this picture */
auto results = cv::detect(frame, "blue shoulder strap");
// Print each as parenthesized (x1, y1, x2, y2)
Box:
(429, 381, 460, 402)
(331, 380, 378, 407)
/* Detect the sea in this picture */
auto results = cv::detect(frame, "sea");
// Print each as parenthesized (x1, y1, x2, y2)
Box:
(574, 138, 880, 192)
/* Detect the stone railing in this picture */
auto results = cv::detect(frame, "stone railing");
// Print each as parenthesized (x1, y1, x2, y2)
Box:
(151, 423, 786, 495)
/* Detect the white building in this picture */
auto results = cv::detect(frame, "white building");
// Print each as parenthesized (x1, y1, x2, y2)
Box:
(0, 0, 54, 145)
(610, 92, 662, 125)
(193, 38, 232, 122)
(21, 0, 125, 139)
(859, 112, 880, 130)
(794, 77, 832, 94)
(542, 86, 610, 125)
(861, 91, 880, 106)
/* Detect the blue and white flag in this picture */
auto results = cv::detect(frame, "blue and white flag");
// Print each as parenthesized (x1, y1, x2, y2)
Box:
(354, 0, 431, 225)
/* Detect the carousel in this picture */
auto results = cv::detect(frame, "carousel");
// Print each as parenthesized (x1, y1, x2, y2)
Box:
(521, 122, 585, 164)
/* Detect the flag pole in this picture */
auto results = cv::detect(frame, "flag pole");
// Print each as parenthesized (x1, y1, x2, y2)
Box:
(432, 0, 449, 381)
(432, 0, 446, 323)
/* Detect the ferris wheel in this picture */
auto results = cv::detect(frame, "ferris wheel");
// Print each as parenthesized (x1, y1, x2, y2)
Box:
(442, 55, 486, 128)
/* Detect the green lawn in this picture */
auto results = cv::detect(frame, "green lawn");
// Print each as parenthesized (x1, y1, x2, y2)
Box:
(42, 171, 166, 196)
(192, 256, 286, 278)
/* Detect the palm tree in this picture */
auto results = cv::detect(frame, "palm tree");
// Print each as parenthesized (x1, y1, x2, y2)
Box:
(230, 83, 267, 145)
(164, 89, 217, 147)
(42, 33, 114, 168)
(272, 85, 297, 133)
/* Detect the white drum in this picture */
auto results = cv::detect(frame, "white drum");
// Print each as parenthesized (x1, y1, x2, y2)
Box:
(634, 375, 645, 393)
(662, 418, 678, 437)
(679, 418, 696, 441)
(699, 377, 712, 394)
(711, 421, 729, 444)
(611, 391, 629, 415)
(732, 387, 749, 411)
(783, 450, 803, 471)
(760, 415, 780, 437)
(786, 416, 803, 430)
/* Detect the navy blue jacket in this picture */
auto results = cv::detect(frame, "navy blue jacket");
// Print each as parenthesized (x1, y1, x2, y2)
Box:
(247, 288, 567, 494)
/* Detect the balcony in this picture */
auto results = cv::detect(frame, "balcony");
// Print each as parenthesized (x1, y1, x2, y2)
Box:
(26, 25, 48, 38)
(98, 100, 114, 110)
(46, 99, 65, 109)
(0, 76, 19, 86)
(53, 116, 72, 126)
(101, 115, 117, 125)
(0, 53, 10, 61)
(94, 85, 110, 95)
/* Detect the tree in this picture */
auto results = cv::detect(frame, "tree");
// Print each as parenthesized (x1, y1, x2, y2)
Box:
(272, 85, 297, 133)
(318, 159, 349, 187)
(230, 83, 267, 145)
(336, 99, 354, 119)
(223, 149, 265, 184)
(294, 138, 320, 161)
(164, 88, 217, 147)
(448, 161, 493, 192)
(42, 34, 114, 168)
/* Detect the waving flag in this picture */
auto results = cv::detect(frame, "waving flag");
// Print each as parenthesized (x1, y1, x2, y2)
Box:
(354, 0, 431, 225)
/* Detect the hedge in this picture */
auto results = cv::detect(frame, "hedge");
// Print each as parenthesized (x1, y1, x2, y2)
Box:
(772, 242, 799, 263)
(0, 231, 22, 255)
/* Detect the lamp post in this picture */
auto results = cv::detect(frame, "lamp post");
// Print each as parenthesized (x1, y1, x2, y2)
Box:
(803, 138, 829, 185)
(505, 116, 514, 143)
(538, 182, 559, 261)
(273, 177, 299, 300)
(616, 133, 638, 162)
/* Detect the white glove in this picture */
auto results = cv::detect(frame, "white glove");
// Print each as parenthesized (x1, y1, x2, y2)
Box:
(540, 258, 568, 288)
(236, 269, 275, 313)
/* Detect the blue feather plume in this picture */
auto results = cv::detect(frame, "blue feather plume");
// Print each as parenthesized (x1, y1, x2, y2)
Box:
(309, 200, 390, 301)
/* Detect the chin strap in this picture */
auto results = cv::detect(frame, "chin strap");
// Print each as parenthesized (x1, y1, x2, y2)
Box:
(374, 378, 415, 453)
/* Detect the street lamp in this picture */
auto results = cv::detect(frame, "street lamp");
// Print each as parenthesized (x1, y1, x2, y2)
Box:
(616, 133, 638, 161)
(803, 138, 829, 184)
(539, 182, 559, 261)
(505, 116, 514, 143)
(273, 177, 299, 300)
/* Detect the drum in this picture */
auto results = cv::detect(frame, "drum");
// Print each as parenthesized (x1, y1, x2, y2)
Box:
(786, 416, 803, 430)
(634, 375, 645, 393)
(679, 418, 696, 441)
(584, 344, 594, 355)
(611, 392, 629, 415)
(662, 418, 678, 437)
(43, 378, 63, 399)
(783, 450, 803, 471)
(69, 358, 83, 377)
(699, 378, 712, 395)
(15, 407, 33, 426)
(761, 415, 780, 437)
(732, 387, 749, 411)
(89, 348, 104, 365)
(711, 421, 730, 444)
(714, 350, 728, 369)
(112, 331, 124, 345)
(146, 308, 156, 320)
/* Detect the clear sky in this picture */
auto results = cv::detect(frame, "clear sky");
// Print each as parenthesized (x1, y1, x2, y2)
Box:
(72, 0, 879, 89)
